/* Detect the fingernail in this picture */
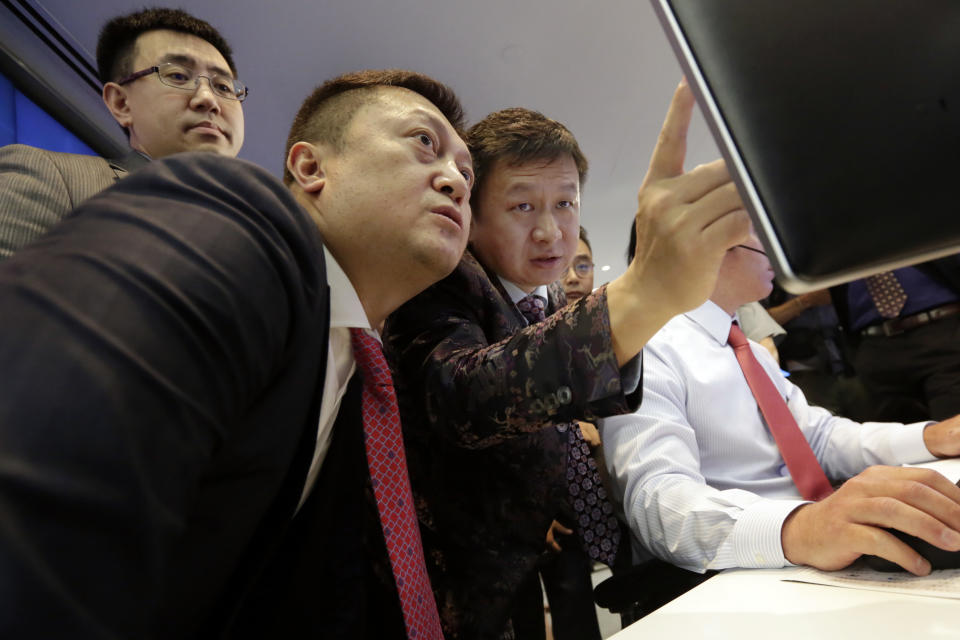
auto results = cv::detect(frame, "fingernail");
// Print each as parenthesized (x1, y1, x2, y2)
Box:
(916, 557, 932, 575)
(679, 76, 688, 87)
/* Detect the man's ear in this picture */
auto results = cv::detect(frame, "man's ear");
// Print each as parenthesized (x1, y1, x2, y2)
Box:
(287, 141, 327, 193)
(102, 83, 133, 130)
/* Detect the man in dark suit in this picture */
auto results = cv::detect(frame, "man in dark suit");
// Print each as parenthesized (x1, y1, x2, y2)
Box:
(383, 80, 752, 638)
(0, 7, 245, 259)
(0, 69, 472, 639)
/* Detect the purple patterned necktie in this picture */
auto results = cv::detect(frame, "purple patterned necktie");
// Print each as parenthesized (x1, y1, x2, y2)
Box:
(516, 293, 546, 325)
(350, 329, 443, 640)
(864, 271, 907, 318)
(516, 293, 620, 567)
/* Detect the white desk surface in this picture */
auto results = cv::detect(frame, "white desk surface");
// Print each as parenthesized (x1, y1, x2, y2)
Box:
(610, 566, 960, 639)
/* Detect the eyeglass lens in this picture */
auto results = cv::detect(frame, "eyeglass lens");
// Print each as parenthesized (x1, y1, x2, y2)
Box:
(573, 261, 593, 276)
(157, 63, 246, 101)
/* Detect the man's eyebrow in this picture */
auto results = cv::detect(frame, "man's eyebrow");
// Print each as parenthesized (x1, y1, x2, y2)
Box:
(158, 53, 233, 78)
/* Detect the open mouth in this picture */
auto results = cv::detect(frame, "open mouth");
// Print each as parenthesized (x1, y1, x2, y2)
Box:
(531, 256, 562, 268)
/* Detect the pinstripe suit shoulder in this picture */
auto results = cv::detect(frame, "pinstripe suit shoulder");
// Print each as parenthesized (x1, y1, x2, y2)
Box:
(0, 144, 125, 259)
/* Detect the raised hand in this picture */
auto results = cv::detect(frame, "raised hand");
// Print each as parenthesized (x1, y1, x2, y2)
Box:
(607, 79, 751, 364)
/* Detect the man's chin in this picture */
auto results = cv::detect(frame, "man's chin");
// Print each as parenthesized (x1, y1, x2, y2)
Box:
(183, 142, 236, 157)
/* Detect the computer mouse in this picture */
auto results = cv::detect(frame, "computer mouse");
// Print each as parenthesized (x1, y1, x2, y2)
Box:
(862, 528, 960, 572)
(862, 477, 960, 572)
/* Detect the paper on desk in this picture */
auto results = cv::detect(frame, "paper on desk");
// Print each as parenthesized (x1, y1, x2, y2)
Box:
(785, 565, 960, 599)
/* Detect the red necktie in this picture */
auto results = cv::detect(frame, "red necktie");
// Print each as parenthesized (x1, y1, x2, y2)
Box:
(350, 329, 443, 639)
(727, 323, 834, 502)
(517, 294, 620, 566)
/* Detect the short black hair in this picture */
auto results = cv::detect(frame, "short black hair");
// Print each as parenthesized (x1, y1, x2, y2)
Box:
(626, 219, 637, 264)
(96, 7, 237, 84)
(579, 225, 592, 253)
(465, 107, 588, 218)
(284, 69, 466, 185)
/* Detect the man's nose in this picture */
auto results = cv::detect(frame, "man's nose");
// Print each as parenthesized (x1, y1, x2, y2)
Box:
(189, 78, 221, 111)
(531, 212, 561, 243)
(436, 161, 469, 204)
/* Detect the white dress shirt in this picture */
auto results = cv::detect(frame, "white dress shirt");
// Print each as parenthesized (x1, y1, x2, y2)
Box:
(297, 249, 372, 509)
(601, 300, 933, 572)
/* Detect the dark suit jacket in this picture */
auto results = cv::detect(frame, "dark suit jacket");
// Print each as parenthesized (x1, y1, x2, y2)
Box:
(383, 250, 641, 639)
(0, 152, 403, 639)
(0, 144, 147, 260)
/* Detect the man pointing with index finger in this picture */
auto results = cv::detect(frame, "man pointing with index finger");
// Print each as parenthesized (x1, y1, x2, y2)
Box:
(383, 78, 751, 638)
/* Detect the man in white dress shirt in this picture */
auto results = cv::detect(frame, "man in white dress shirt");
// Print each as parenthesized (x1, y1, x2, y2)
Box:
(603, 231, 960, 577)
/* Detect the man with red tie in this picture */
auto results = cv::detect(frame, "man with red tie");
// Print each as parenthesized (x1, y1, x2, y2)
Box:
(603, 230, 960, 577)
(0, 69, 472, 639)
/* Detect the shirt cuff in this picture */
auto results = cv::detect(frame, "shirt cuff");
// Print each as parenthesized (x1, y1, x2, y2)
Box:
(891, 422, 936, 464)
(731, 498, 808, 568)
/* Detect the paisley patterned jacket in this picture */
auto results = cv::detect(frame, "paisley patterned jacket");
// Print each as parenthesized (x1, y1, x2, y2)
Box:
(383, 250, 641, 639)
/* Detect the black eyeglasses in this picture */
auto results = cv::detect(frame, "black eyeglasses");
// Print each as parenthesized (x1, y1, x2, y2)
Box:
(570, 259, 594, 277)
(734, 244, 767, 256)
(117, 62, 249, 102)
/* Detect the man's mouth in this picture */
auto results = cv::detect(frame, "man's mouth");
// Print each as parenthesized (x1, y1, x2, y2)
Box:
(531, 256, 562, 268)
(431, 206, 463, 230)
(188, 122, 226, 137)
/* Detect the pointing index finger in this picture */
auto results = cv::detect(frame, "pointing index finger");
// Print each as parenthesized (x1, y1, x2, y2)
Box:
(643, 78, 696, 186)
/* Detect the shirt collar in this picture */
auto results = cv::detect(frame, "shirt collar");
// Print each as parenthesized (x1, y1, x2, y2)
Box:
(685, 300, 736, 346)
(498, 276, 549, 305)
(326, 249, 371, 330)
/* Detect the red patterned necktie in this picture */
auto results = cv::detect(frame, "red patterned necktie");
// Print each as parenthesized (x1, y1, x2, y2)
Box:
(728, 323, 834, 502)
(864, 271, 907, 318)
(349, 328, 443, 639)
(516, 294, 620, 566)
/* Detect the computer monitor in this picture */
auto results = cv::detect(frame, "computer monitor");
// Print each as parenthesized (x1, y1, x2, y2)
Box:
(651, 0, 960, 292)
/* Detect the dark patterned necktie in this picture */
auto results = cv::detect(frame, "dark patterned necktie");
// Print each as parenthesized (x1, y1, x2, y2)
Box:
(728, 323, 834, 501)
(567, 426, 620, 566)
(516, 293, 546, 325)
(350, 329, 443, 639)
(517, 293, 620, 566)
(864, 271, 907, 318)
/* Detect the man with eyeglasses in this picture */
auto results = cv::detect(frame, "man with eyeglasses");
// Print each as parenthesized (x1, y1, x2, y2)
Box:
(602, 227, 960, 578)
(0, 7, 245, 259)
(562, 226, 595, 304)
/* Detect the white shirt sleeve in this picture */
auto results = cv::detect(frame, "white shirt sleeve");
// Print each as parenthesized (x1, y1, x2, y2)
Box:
(601, 343, 805, 573)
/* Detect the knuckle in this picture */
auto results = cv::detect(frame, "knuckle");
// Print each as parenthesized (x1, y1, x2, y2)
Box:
(874, 496, 902, 517)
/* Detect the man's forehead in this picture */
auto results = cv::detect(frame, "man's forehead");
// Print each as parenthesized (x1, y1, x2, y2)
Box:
(493, 158, 580, 194)
(366, 87, 451, 126)
(355, 88, 469, 155)
(494, 154, 579, 182)
(133, 29, 231, 75)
